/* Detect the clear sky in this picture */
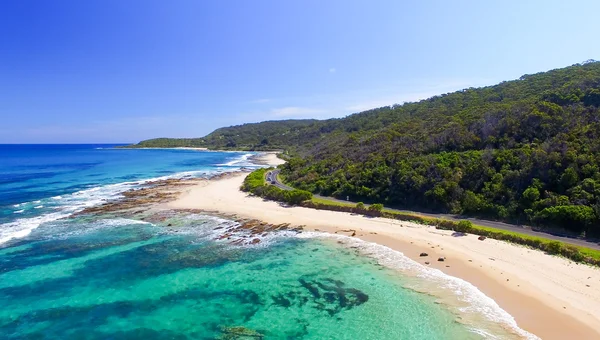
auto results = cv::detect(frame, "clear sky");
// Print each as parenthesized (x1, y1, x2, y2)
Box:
(1, 0, 599, 143)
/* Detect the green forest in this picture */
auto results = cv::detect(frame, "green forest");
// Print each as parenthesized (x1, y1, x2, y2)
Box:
(131, 61, 600, 237)
(127, 120, 319, 150)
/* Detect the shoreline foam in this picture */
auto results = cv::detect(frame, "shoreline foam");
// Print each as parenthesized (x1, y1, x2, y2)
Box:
(168, 170, 600, 340)
(298, 231, 539, 339)
(0, 152, 259, 246)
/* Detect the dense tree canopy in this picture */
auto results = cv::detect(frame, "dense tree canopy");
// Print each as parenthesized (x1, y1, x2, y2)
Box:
(281, 61, 600, 237)
(128, 120, 319, 150)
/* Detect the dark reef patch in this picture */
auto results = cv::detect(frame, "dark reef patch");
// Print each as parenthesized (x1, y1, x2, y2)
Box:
(270, 277, 369, 316)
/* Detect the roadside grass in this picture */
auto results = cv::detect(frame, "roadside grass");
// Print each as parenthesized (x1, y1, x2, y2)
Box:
(311, 196, 355, 207)
(579, 247, 600, 261)
(473, 224, 600, 259)
(242, 168, 313, 206)
(310, 195, 600, 266)
(275, 172, 285, 184)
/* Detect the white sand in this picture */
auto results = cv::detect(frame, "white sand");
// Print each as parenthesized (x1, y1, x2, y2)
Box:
(168, 169, 600, 339)
(251, 152, 285, 166)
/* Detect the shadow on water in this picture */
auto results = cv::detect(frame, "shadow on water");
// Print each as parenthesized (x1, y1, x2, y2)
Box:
(0, 235, 249, 298)
(0, 229, 157, 275)
(0, 287, 263, 339)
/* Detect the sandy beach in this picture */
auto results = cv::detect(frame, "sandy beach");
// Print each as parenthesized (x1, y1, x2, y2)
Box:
(248, 152, 286, 166)
(167, 154, 600, 339)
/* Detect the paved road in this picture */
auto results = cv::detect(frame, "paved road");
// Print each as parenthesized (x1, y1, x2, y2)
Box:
(267, 170, 600, 250)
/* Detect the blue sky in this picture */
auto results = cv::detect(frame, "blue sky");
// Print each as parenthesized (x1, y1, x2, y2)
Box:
(1, 0, 599, 143)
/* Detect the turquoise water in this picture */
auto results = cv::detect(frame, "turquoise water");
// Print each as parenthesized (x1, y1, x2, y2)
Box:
(0, 145, 531, 339)
(1, 216, 483, 339)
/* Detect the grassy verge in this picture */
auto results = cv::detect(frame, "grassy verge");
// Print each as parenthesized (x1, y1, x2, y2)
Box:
(464, 223, 600, 262)
(311, 196, 355, 208)
(275, 172, 285, 185)
(241, 168, 313, 205)
(308, 199, 600, 265)
(381, 209, 600, 263)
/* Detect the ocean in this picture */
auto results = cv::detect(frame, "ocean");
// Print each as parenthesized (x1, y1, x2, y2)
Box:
(0, 144, 533, 339)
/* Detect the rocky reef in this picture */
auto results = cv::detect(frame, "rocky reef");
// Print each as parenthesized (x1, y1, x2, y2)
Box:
(271, 277, 369, 317)
(218, 326, 264, 339)
(72, 172, 239, 217)
(72, 178, 201, 217)
(214, 219, 303, 246)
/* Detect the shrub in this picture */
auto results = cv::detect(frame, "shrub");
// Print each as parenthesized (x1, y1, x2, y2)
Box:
(533, 205, 597, 232)
(562, 245, 585, 262)
(356, 202, 365, 210)
(242, 168, 270, 192)
(546, 241, 563, 255)
(285, 189, 313, 205)
(369, 203, 384, 212)
(455, 220, 473, 232)
(241, 169, 312, 205)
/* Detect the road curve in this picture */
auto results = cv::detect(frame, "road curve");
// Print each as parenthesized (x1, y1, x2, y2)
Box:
(267, 170, 600, 250)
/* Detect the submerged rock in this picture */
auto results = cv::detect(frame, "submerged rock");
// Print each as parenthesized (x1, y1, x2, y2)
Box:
(293, 277, 369, 316)
(218, 326, 264, 339)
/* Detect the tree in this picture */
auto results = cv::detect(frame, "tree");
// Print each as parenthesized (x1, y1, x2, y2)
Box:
(533, 205, 597, 232)
(462, 191, 483, 213)
(521, 186, 540, 207)
(284, 190, 312, 205)
(560, 168, 579, 190)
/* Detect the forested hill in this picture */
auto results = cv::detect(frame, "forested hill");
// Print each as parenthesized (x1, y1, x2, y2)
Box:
(130, 61, 600, 237)
(280, 60, 600, 237)
(127, 119, 320, 150)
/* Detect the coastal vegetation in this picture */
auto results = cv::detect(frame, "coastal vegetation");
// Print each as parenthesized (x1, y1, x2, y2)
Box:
(241, 168, 313, 205)
(134, 61, 600, 238)
(243, 168, 600, 266)
(281, 61, 600, 238)
(126, 120, 318, 150)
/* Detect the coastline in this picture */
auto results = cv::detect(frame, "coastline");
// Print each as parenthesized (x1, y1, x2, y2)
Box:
(119, 147, 209, 151)
(247, 152, 286, 166)
(166, 165, 600, 339)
